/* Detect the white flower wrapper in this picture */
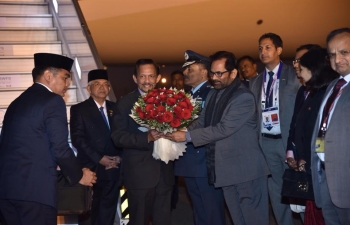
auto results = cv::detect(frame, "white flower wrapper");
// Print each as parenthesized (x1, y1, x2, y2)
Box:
(153, 138, 186, 164)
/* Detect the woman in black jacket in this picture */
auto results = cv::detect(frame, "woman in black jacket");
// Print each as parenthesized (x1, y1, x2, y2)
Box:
(285, 48, 339, 225)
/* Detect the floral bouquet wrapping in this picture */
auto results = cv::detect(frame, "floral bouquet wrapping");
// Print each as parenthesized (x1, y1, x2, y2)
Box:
(130, 88, 201, 163)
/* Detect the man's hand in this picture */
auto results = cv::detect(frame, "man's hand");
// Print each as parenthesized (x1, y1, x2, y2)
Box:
(148, 129, 162, 142)
(286, 157, 298, 170)
(297, 159, 306, 172)
(99, 155, 119, 169)
(105, 156, 122, 170)
(164, 131, 186, 142)
(79, 168, 97, 187)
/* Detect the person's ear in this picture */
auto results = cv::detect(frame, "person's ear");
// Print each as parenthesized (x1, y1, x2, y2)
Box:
(86, 85, 91, 93)
(156, 74, 161, 83)
(230, 69, 238, 79)
(277, 47, 283, 56)
(43, 69, 52, 82)
(132, 74, 138, 84)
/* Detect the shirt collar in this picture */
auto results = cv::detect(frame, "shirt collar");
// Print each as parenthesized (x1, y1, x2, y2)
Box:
(341, 73, 350, 83)
(36, 82, 52, 92)
(265, 63, 280, 76)
(192, 81, 207, 93)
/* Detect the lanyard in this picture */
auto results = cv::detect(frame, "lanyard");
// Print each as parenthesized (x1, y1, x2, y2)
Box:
(262, 62, 283, 105)
(319, 88, 345, 134)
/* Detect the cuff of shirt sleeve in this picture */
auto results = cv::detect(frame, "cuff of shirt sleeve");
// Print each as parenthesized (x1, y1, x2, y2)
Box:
(285, 150, 294, 162)
(185, 132, 192, 142)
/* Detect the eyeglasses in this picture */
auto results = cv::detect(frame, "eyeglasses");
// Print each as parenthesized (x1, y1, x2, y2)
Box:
(292, 59, 300, 65)
(326, 50, 350, 60)
(209, 70, 228, 78)
(90, 82, 110, 88)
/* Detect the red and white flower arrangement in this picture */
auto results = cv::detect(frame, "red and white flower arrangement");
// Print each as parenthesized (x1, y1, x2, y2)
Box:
(130, 87, 201, 163)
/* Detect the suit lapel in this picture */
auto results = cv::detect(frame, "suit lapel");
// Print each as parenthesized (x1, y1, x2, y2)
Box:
(278, 64, 288, 121)
(106, 101, 114, 124)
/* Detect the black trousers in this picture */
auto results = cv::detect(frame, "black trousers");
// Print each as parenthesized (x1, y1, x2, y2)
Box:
(91, 179, 120, 225)
(0, 199, 56, 225)
(127, 172, 173, 225)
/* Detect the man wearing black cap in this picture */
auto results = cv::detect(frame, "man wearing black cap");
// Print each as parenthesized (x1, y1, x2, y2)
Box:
(0, 53, 96, 225)
(174, 50, 226, 225)
(70, 69, 121, 225)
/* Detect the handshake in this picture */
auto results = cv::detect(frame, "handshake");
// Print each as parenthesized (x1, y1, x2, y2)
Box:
(148, 130, 187, 142)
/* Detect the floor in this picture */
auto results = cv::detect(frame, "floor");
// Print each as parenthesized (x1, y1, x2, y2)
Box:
(171, 177, 303, 225)
(61, 177, 304, 225)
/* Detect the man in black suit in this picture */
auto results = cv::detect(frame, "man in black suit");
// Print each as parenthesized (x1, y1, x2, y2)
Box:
(70, 69, 121, 225)
(174, 50, 226, 225)
(111, 59, 174, 225)
(0, 53, 96, 225)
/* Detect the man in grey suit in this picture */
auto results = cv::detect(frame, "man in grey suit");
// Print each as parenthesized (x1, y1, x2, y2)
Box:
(310, 27, 350, 225)
(167, 51, 270, 225)
(249, 33, 300, 225)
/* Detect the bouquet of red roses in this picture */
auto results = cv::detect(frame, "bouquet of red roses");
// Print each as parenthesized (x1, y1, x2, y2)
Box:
(130, 87, 201, 163)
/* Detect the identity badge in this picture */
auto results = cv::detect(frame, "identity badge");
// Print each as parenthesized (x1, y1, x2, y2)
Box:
(315, 137, 325, 153)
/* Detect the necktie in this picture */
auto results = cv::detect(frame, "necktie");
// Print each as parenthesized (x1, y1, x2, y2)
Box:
(319, 78, 346, 136)
(99, 106, 109, 129)
(265, 71, 274, 108)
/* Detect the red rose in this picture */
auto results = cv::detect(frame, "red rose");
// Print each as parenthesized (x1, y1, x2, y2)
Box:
(166, 89, 175, 94)
(173, 94, 181, 100)
(174, 106, 182, 114)
(149, 110, 157, 118)
(187, 104, 194, 111)
(175, 111, 183, 119)
(166, 98, 176, 106)
(146, 97, 155, 104)
(159, 94, 167, 102)
(177, 91, 186, 98)
(181, 108, 191, 120)
(150, 90, 159, 97)
(156, 105, 166, 113)
(145, 104, 154, 112)
(185, 98, 191, 106)
(170, 118, 181, 128)
(138, 111, 145, 119)
(163, 111, 174, 122)
(145, 113, 152, 120)
(156, 114, 164, 123)
(154, 98, 161, 106)
(178, 101, 187, 108)
(136, 107, 142, 113)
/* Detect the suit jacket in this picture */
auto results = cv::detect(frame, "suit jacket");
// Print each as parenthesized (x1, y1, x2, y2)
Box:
(188, 83, 270, 187)
(287, 87, 326, 173)
(311, 78, 350, 208)
(174, 81, 211, 177)
(111, 90, 174, 189)
(70, 97, 121, 181)
(249, 63, 300, 148)
(0, 83, 82, 208)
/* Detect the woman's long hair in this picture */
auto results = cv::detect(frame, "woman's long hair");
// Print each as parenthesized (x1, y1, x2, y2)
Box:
(300, 48, 339, 93)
